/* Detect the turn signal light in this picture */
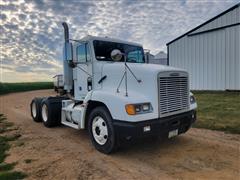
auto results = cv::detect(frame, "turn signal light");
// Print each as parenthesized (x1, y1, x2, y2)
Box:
(125, 104, 136, 115)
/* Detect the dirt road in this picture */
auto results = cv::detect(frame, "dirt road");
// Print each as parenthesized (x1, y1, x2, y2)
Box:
(0, 90, 239, 180)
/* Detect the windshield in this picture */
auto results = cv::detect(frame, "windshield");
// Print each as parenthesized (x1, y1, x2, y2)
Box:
(93, 40, 145, 63)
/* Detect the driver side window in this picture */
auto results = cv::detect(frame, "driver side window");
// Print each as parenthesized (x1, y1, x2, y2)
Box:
(76, 43, 91, 63)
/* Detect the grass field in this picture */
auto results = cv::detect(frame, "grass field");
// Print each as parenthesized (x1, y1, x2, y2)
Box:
(0, 82, 239, 134)
(193, 91, 240, 134)
(0, 82, 53, 95)
(0, 114, 26, 179)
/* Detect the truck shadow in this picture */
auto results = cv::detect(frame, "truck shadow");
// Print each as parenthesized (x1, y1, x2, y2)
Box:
(59, 125, 193, 157)
(115, 135, 191, 155)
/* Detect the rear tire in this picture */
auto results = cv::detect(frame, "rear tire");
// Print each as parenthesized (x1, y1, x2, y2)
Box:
(30, 98, 44, 122)
(88, 106, 118, 154)
(41, 97, 63, 128)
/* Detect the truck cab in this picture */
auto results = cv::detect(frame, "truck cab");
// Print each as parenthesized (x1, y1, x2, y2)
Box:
(30, 23, 197, 154)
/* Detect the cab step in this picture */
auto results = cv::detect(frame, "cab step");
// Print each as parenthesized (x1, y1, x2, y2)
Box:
(61, 120, 80, 129)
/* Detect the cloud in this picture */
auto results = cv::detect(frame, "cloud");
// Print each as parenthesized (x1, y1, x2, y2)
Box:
(0, 0, 238, 82)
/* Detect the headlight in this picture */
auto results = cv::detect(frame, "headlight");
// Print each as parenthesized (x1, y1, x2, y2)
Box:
(125, 103, 152, 115)
(190, 95, 196, 104)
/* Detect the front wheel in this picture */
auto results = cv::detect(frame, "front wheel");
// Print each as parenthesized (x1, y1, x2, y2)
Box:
(88, 106, 117, 154)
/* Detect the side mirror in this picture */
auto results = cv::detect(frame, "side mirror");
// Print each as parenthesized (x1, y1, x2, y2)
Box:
(65, 42, 73, 61)
(76, 43, 89, 63)
(111, 49, 123, 61)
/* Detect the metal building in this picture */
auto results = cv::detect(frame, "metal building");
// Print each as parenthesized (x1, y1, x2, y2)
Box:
(167, 3, 240, 90)
(152, 51, 168, 65)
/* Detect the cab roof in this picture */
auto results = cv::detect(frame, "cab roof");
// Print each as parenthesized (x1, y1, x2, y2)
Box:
(81, 35, 143, 47)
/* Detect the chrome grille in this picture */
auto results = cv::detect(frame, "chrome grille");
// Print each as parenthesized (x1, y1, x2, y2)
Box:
(159, 73, 189, 117)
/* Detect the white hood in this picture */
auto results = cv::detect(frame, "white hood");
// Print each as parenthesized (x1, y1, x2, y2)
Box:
(102, 62, 186, 81)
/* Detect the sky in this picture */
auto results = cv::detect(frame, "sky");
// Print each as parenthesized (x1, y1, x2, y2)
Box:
(0, 0, 239, 82)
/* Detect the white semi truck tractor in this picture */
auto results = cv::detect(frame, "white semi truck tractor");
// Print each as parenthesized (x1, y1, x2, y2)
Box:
(30, 22, 197, 154)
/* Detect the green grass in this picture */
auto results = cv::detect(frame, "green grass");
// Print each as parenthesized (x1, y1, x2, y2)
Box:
(0, 163, 17, 171)
(0, 171, 26, 180)
(0, 114, 27, 179)
(193, 91, 240, 134)
(0, 82, 53, 95)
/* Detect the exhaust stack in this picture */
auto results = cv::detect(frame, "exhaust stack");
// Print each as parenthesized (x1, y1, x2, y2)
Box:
(62, 22, 69, 43)
(62, 22, 73, 93)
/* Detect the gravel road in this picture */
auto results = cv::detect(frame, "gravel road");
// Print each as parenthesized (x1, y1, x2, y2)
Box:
(0, 90, 239, 180)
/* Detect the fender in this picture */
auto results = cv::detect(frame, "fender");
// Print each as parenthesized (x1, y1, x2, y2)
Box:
(84, 90, 159, 122)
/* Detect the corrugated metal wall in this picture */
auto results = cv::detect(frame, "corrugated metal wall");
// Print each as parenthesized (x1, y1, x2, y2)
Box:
(190, 6, 239, 34)
(168, 5, 240, 90)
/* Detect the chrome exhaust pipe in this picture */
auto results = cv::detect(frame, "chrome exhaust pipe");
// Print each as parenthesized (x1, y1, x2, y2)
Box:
(62, 22, 69, 43)
(62, 22, 73, 94)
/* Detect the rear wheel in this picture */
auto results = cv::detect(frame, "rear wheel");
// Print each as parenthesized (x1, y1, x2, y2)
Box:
(41, 103, 49, 124)
(88, 106, 118, 154)
(30, 98, 43, 122)
(41, 98, 63, 128)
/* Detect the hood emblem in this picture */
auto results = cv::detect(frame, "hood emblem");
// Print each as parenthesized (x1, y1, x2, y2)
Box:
(170, 72, 180, 76)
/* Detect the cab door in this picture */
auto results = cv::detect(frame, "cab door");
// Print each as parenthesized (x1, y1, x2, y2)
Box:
(74, 43, 92, 100)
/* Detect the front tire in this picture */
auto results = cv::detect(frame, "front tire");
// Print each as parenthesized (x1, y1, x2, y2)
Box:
(88, 106, 117, 154)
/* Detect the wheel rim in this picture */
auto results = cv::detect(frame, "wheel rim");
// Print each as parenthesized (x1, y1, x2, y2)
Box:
(42, 104, 48, 122)
(31, 102, 37, 118)
(92, 116, 108, 145)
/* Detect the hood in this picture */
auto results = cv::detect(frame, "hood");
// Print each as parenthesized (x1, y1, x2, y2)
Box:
(102, 62, 186, 78)
(100, 62, 188, 94)
(100, 62, 188, 108)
